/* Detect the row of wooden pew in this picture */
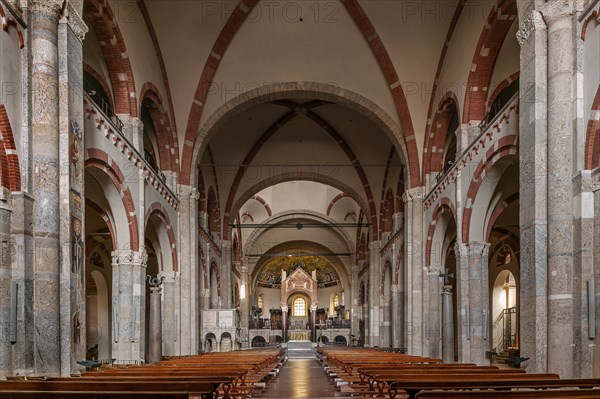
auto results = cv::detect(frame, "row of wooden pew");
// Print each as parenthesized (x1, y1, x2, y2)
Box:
(317, 347, 600, 399)
(0, 348, 286, 399)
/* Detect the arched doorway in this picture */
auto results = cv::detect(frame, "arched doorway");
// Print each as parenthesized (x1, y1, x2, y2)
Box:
(86, 270, 110, 361)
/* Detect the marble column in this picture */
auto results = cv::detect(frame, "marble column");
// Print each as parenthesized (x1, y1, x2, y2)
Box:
(391, 285, 401, 349)
(221, 241, 232, 309)
(240, 265, 250, 348)
(516, 9, 549, 374)
(403, 187, 425, 355)
(310, 306, 317, 342)
(441, 285, 455, 363)
(281, 306, 288, 343)
(111, 249, 148, 362)
(29, 0, 69, 375)
(542, 0, 575, 379)
(146, 276, 165, 364)
(350, 264, 360, 342)
(368, 241, 381, 347)
(465, 242, 490, 366)
(160, 272, 178, 357)
(178, 185, 198, 355)
(427, 269, 442, 359)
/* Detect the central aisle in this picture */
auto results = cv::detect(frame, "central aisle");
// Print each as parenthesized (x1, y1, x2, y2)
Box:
(257, 358, 342, 398)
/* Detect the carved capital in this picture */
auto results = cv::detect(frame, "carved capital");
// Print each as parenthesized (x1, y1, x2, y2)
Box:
(539, 0, 574, 23)
(465, 241, 490, 257)
(402, 187, 424, 203)
(60, 2, 88, 43)
(516, 10, 546, 46)
(442, 284, 453, 294)
(28, 0, 64, 18)
(190, 187, 201, 201)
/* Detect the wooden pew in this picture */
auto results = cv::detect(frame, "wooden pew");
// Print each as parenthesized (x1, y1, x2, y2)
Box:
(415, 389, 600, 399)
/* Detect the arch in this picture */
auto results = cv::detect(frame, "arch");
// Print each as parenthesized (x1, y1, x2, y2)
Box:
(219, 98, 380, 240)
(0, 4, 24, 48)
(0, 104, 21, 191)
(83, 0, 137, 116)
(85, 149, 139, 250)
(83, 62, 114, 111)
(485, 192, 519, 241)
(487, 72, 520, 115)
(250, 195, 272, 217)
(463, 0, 518, 124)
(326, 193, 350, 216)
(423, 93, 460, 179)
(251, 335, 267, 347)
(185, 83, 412, 194)
(462, 137, 519, 242)
(139, 83, 178, 173)
(145, 202, 178, 272)
(581, 10, 599, 40)
(585, 86, 600, 169)
(85, 199, 117, 250)
(425, 198, 457, 267)
(229, 171, 373, 239)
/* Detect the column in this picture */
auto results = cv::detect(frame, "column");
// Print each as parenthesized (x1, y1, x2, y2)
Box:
(516, 9, 548, 374)
(368, 241, 381, 347)
(403, 187, 425, 355)
(281, 306, 288, 343)
(221, 241, 232, 309)
(350, 264, 360, 343)
(178, 185, 198, 355)
(310, 306, 317, 342)
(111, 249, 148, 362)
(0, 192, 12, 372)
(441, 285, 455, 363)
(391, 285, 401, 349)
(463, 241, 490, 366)
(427, 269, 442, 359)
(146, 276, 165, 364)
(542, 0, 575, 379)
(240, 265, 250, 348)
(160, 272, 177, 357)
(28, 0, 70, 375)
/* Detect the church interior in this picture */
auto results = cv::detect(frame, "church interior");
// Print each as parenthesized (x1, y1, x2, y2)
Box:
(1, 0, 600, 397)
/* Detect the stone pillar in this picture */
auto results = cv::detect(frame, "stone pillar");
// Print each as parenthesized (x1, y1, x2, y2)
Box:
(111, 249, 148, 362)
(146, 276, 165, 364)
(281, 306, 288, 343)
(350, 264, 359, 342)
(0, 192, 12, 373)
(178, 185, 198, 355)
(460, 242, 489, 366)
(28, 0, 70, 375)
(403, 187, 425, 355)
(391, 285, 401, 349)
(221, 241, 232, 309)
(310, 306, 317, 342)
(240, 265, 250, 348)
(516, 9, 549, 374)
(368, 241, 381, 347)
(541, 0, 575, 379)
(441, 285, 455, 364)
(427, 269, 442, 359)
(160, 272, 178, 357)
(572, 171, 594, 377)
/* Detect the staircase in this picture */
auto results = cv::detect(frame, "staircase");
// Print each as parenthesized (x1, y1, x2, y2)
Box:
(493, 348, 519, 367)
(287, 340, 316, 359)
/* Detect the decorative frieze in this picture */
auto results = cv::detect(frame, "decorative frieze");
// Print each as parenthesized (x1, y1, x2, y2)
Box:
(60, 2, 88, 43)
(111, 249, 149, 267)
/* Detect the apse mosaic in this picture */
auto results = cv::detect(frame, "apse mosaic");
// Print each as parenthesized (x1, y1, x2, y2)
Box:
(256, 256, 341, 288)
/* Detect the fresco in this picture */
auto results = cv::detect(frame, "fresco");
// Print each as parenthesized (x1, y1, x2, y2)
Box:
(256, 256, 341, 288)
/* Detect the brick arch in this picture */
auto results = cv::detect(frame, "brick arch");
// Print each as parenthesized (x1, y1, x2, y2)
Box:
(584, 85, 600, 169)
(86, 198, 117, 250)
(327, 193, 350, 216)
(140, 82, 178, 173)
(423, 93, 460, 178)
(180, 0, 418, 188)
(145, 202, 178, 272)
(83, 0, 137, 117)
(485, 192, 519, 241)
(487, 71, 520, 114)
(581, 10, 599, 40)
(425, 198, 457, 267)
(250, 195, 272, 217)
(462, 137, 519, 242)
(219, 98, 380, 240)
(85, 149, 139, 251)
(83, 62, 114, 110)
(463, 0, 517, 124)
(0, 4, 24, 48)
(0, 104, 21, 191)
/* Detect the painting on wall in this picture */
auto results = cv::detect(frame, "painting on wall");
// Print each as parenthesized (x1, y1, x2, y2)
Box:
(256, 256, 341, 289)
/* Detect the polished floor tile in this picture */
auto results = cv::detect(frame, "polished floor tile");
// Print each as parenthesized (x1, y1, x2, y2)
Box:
(257, 358, 344, 398)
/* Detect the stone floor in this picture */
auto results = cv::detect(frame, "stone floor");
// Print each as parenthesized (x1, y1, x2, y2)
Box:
(256, 358, 344, 398)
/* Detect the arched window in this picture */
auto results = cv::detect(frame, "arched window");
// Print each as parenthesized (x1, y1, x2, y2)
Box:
(293, 297, 306, 317)
(257, 294, 264, 310)
(333, 294, 339, 308)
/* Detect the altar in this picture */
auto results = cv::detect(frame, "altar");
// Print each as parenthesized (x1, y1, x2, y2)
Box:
(288, 330, 310, 341)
